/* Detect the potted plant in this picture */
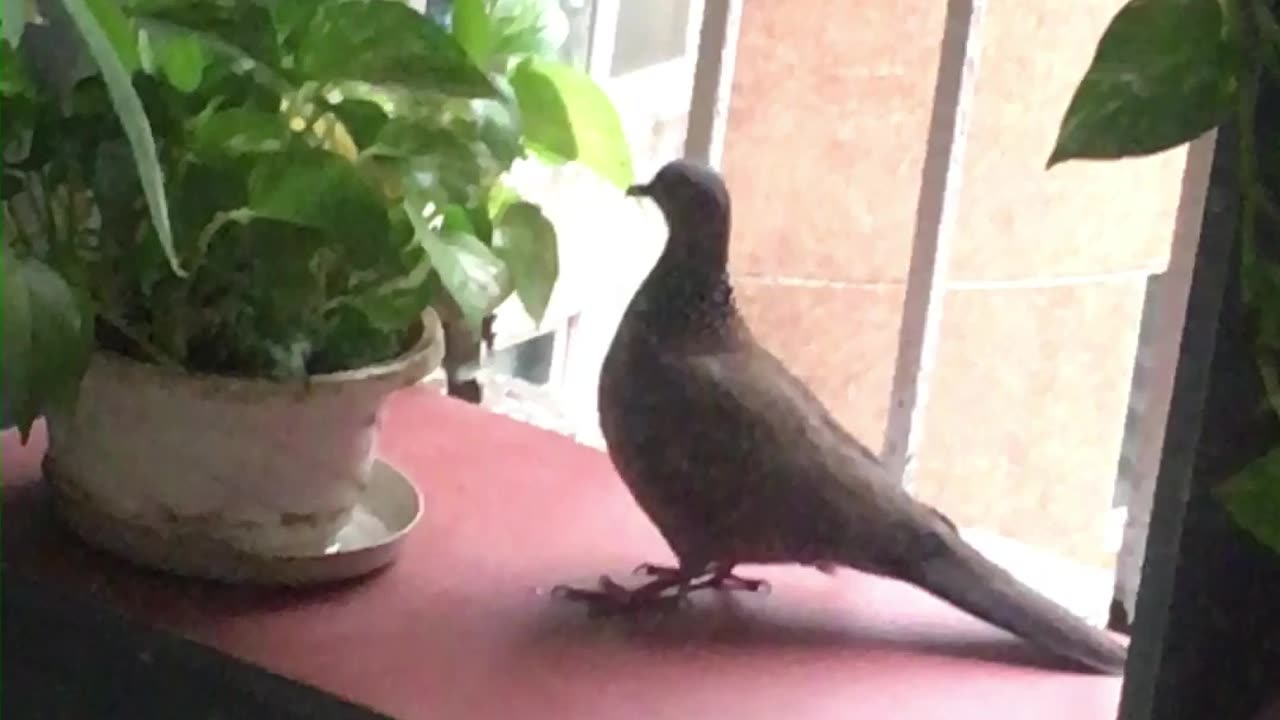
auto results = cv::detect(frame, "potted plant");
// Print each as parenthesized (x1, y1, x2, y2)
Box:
(1, 0, 632, 581)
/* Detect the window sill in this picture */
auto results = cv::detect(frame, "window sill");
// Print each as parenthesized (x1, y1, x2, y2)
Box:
(0, 389, 1123, 719)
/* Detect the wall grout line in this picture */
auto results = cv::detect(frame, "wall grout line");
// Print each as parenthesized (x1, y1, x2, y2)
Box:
(946, 265, 1166, 290)
(736, 265, 1166, 291)
(882, 0, 989, 486)
(735, 274, 905, 290)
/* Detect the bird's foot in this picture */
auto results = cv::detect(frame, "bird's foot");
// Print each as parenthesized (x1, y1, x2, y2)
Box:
(552, 574, 689, 617)
(633, 562, 771, 595)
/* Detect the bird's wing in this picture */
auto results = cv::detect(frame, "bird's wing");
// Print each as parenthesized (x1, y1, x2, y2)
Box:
(664, 344, 927, 564)
(675, 347, 1128, 673)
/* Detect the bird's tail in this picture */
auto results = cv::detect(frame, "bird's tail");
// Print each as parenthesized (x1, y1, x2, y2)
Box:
(894, 514, 1128, 675)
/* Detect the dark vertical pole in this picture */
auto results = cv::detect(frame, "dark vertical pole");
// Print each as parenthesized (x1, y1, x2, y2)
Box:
(1119, 41, 1280, 720)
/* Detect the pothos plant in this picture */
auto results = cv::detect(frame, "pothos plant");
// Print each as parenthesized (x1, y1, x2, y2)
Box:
(1, 0, 633, 438)
(1050, 0, 1279, 554)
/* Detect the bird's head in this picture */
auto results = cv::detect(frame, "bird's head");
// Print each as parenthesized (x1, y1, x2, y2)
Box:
(627, 160, 732, 272)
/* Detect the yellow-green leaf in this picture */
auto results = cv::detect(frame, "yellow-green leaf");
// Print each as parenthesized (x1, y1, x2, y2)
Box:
(510, 56, 633, 188)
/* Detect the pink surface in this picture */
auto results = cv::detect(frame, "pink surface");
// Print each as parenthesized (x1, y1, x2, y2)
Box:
(1, 388, 1122, 719)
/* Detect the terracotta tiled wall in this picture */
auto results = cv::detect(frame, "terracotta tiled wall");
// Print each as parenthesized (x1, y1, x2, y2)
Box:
(720, 0, 1189, 567)
(721, 0, 949, 450)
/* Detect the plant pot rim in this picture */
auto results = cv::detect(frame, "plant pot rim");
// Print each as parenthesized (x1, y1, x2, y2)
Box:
(88, 308, 444, 391)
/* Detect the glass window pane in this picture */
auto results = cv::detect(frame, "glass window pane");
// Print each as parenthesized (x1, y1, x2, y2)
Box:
(611, 0, 692, 76)
(557, 0, 594, 68)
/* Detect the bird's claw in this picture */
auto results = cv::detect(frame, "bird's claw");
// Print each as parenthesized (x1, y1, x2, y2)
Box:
(555, 562, 772, 617)
(629, 561, 768, 594)
(699, 573, 771, 595)
(552, 575, 687, 617)
(632, 563, 771, 594)
(632, 562, 683, 579)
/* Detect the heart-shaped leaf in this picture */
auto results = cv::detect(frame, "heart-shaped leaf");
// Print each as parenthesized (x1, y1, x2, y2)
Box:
(492, 200, 557, 323)
(0, 251, 91, 441)
(139, 31, 206, 92)
(246, 146, 389, 248)
(191, 107, 292, 160)
(510, 56, 633, 187)
(404, 199, 510, 331)
(1049, 0, 1241, 165)
(297, 1, 497, 98)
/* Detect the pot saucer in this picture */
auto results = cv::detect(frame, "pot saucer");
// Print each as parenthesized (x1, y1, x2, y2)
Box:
(54, 459, 423, 587)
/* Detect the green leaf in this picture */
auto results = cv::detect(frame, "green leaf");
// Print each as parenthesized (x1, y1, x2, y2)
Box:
(1, 37, 33, 95)
(486, 179, 521, 218)
(327, 98, 391, 148)
(1218, 447, 1280, 554)
(247, 147, 389, 246)
(404, 199, 510, 331)
(140, 32, 206, 92)
(1257, 2, 1280, 80)
(339, 244, 435, 335)
(1048, 0, 1241, 165)
(465, 75, 524, 167)
(441, 204, 476, 235)
(492, 201, 557, 323)
(486, 0, 569, 61)
(59, 0, 181, 276)
(1243, 254, 1280, 352)
(296, 1, 497, 98)
(86, 0, 141, 73)
(382, 124, 502, 208)
(191, 107, 292, 159)
(0, 252, 91, 441)
(1, 249, 34, 434)
(2, 0, 31, 47)
(129, 0, 281, 71)
(451, 0, 493, 64)
(132, 12, 291, 96)
(262, 0, 321, 44)
(510, 56, 633, 187)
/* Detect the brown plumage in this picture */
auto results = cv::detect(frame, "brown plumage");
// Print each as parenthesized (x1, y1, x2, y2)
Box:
(558, 159, 1128, 675)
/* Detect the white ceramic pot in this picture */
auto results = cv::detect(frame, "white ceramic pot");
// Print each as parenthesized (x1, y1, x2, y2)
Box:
(43, 311, 444, 572)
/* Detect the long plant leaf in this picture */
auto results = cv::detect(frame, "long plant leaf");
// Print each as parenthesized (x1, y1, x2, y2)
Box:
(58, 0, 182, 275)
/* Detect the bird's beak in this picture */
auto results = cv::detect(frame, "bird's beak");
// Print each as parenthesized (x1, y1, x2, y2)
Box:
(625, 182, 650, 198)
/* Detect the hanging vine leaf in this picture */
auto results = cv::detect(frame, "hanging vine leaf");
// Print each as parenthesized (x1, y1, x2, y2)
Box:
(1049, 0, 1241, 165)
(492, 200, 557, 323)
